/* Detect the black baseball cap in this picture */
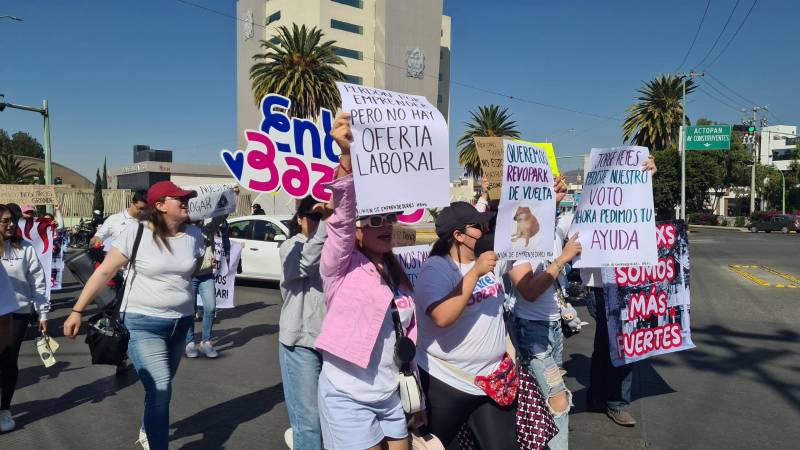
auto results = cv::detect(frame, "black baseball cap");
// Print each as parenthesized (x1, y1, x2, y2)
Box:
(435, 202, 495, 238)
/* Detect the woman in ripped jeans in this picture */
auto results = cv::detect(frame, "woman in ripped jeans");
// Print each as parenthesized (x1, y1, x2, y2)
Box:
(505, 205, 581, 449)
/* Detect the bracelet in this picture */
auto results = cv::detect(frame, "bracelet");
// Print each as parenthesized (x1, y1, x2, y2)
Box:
(71, 309, 83, 315)
(338, 161, 352, 174)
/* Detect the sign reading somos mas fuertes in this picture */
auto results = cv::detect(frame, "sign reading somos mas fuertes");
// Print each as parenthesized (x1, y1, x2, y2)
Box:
(219, 93, 426, 224)
(337, 82, 450, 217)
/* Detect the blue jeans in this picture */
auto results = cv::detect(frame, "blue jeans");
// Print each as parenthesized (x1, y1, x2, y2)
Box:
(279, 344, 322, 450)
(124, 313, 193, 450)
(585, 287, 633, 410)
(514, 318, 571, 450)
(186, 274, 216, 343)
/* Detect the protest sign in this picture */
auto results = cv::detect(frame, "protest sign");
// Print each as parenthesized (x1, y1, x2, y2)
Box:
(18, 218, 55, 299)
(186, 183, 238, 221)
(337, 82, 450, 216)
(475, 138, 559, 201)
(198, 238, 243, 309)
(393, 244, 430, 287)
(0, 184, 57, 205)
(569, 146, 657, 268)
(603, 220, 694, 366)
(533, 142, 560, 177)
(220, 92, 425, 224)
(50, 232, 69, 291)
(494, 139, 556, 261)
(392, 225, 417, 247)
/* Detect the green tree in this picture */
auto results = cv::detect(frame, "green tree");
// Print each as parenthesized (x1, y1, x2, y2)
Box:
(651, 148, 680, 219)
(250, 24, 346, 119)
(9, 131, 45, 158)
(0, 153, 37, 184)
(102, 158, 108, 189)
(92, 169, 104, 215)
(623, 74, 695, 152)
(457, 105, 520, 177)
(0, 130, 10, 154)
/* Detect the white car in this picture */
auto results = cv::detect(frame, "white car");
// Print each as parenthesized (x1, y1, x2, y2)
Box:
(227, 214, 292, 281)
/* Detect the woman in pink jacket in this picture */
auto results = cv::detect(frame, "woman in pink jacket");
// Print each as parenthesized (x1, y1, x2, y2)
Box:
(314, 113, 419, 450)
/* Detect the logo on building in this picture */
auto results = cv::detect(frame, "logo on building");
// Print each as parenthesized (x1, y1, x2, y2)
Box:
(243, 10, 254, 40)
(406, 48, 425, 79)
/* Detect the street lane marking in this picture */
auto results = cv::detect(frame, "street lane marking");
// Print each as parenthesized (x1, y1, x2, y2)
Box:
(728, 265, 800, 288)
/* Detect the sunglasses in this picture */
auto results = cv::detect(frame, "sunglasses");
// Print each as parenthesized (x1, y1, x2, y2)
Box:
(465, 223, 489, 233)
(356, 213, 398, 228)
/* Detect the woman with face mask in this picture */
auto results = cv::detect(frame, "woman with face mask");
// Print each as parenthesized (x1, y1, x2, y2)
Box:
(314, 113, 419, 450)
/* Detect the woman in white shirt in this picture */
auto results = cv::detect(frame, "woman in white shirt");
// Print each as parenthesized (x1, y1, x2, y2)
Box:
(64, 181, 205, 450)
(0, 204, 48, 433)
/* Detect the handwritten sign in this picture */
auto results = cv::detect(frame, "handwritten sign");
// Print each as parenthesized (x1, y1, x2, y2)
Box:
(475, 138, 559, 201)
(569, 146, 657, 268)
(186, 184, 238, 221)
(198, 238, 243, 309)
(603, 220, 694, 366)
(393, 244, 430, 287)
(494, 139, 556, 261)
(337, 82, 450, 216)
(392, 225, 417, 247)
(220, 93, 425, 224)
(0, 184, 57, 205)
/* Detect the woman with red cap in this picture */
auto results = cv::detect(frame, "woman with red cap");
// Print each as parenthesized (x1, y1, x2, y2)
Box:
(64, 181, 205, 450)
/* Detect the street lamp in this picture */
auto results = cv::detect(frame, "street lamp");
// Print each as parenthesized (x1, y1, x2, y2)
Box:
(0, 95, 54, 186)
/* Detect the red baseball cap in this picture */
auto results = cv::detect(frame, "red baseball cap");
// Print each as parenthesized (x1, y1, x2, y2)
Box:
(21, 204, 36, 213)
(146, 181, 197, 206)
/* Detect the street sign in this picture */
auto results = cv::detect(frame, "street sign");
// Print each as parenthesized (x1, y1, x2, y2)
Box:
(685, 125, 731, 150)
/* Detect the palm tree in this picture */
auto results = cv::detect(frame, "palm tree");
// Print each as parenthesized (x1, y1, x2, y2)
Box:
(457, 105, 521, 177)
(0, 153, 37, 184)
(250, 24, 346, 119)
(623, 74, 695, 151)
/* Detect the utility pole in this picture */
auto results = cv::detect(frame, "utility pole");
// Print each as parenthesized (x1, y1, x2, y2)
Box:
(679, 71, 703, 221)
(0, 96, 54, 185)
(745, 106, 768, 214)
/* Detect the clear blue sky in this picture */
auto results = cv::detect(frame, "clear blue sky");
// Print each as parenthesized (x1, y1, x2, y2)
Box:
(1, 0, 797, 181)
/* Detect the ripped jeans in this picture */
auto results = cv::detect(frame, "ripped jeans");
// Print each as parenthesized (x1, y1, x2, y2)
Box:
(514, 318, 571, 450)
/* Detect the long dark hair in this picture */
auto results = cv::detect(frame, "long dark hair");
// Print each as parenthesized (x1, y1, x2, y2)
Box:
(289, 196, 319, 238)
(143, 199, 183, 253)
(430, 226, 464, 258)
(0, 204, 22, 249)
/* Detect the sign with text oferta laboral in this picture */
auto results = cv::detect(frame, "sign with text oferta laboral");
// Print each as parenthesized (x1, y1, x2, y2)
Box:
(337, 82, 450, 216)
(569, 146, 657, 268)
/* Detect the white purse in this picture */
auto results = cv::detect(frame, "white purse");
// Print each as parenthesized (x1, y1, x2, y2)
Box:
(399, 371, 425, 414)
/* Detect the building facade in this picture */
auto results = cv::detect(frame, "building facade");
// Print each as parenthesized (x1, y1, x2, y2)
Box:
(758, 125, 798, 172)
(110, 145, 236, 191)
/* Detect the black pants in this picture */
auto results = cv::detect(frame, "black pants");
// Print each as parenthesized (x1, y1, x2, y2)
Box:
(586, 287, 633, 410)
(420, 369, 520, 449)
(0, 313, 33, 410)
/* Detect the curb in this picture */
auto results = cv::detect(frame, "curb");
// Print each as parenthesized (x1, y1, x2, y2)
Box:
(688, 225, 748, 232)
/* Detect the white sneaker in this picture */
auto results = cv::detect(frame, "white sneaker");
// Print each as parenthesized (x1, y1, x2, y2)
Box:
(199, 341, 218, 358)
(0, 410, 15, 433)
(185, 342, 199, 358)
(284, 428, 293, 449)
(136, 428, 150, 450)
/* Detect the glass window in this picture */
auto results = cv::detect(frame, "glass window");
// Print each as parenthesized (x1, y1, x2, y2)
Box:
(266, 11, 281, 25)
(228, 220, 253, 239)
(437, 95, 443, 104)
(344, 74, 363, 85)
(333, 46, 362, 60)
(331, 19, 362, 34)
(331, 0, 363, 8)
(252, 220, 286, 242)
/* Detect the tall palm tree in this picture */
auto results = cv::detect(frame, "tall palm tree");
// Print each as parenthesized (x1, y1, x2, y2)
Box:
(250, 24, 346, 119)
(0, 153, 37, 184)
(457, 105, 520, 177)
(623, 74, 695, 151)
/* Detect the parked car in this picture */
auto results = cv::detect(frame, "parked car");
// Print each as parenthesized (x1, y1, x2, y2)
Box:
(747, 214, 799, 234)
(227, 215, 292, 281)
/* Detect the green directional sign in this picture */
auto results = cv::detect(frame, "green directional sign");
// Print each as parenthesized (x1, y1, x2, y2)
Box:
(685, 125, 731, 150)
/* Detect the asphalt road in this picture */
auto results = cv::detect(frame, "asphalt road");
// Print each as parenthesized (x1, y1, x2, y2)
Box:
(1, 229, 798, 449)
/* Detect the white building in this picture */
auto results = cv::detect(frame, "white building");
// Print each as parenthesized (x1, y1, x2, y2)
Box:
(759, 125, 798, 172)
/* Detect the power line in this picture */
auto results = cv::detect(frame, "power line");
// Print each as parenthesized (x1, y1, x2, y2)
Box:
(692, 0, 740, 69)
(701, 80, 748, 109)
(705, 72, 758, 106)
(675, 0, 711, 72)
(173, 0, 622, 123)
(697, 85, 742, 112)
(705, 0, 758, 69)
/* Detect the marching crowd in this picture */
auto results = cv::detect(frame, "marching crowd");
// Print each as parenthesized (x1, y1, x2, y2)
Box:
(0, 112, 658, 450)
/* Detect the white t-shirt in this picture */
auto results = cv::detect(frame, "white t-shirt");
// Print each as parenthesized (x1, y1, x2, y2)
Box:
(415, 256, 506, 395)
(511, 213, 572, 322)
(95, 209, 137, 252)
(113, 222, 205, 319)
(321, 299, 414, 403)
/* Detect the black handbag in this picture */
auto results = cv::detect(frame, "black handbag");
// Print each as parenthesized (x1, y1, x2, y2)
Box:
(85, 223, 144, 366)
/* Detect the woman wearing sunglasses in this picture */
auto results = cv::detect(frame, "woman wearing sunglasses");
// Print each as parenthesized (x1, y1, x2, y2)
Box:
(278, 195, 329, 449)
(314, 113, 419, 450)
(414, 202, 519, 448)
(64, 181, 205, 450)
